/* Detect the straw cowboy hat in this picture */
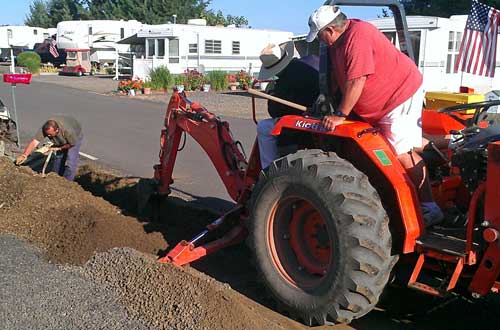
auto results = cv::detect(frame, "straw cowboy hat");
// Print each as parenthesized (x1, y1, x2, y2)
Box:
(258, 41, 298, 80)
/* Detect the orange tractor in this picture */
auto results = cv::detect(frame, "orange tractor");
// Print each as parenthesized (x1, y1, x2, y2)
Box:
(146, 0, 500, 326)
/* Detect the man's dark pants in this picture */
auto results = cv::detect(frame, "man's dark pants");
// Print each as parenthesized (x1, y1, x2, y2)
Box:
(52, 136, 83, 181)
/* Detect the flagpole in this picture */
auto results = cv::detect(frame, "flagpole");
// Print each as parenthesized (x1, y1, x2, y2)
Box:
(460, 71, 464, 89)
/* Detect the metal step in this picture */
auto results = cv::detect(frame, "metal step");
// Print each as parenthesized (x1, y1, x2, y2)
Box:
(416, 229, 468, 257)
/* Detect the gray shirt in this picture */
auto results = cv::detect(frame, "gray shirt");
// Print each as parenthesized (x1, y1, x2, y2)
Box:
(34, 115, 83, 147)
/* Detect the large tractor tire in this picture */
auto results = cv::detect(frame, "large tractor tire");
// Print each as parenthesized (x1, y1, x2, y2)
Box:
(249, 149, 397, 326)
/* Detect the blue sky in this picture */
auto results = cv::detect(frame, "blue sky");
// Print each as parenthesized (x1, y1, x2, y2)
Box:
(1, 0, 385, 35)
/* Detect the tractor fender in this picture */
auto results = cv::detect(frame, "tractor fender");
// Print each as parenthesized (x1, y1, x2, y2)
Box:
(271, 115, 424, 254)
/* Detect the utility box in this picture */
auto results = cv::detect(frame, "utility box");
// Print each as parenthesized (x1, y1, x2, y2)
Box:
(485, 90, 500, 113)
(425, 91, 485, 114)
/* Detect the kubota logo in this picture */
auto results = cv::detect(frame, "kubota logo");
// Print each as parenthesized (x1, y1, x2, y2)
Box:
(294, 120, 329, 132)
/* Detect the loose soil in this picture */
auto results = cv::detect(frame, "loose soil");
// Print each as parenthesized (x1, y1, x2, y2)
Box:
(0, 157, 306, 330)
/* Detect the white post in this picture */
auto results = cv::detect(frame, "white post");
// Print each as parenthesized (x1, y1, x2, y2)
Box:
(10, 83, 20, 146)
(113, 48, 119, 80)
(197, 33, 201, 69)
(10, 48, 14, 73)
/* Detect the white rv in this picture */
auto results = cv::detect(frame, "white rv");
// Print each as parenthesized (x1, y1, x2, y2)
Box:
(121, 19, 293, 80)
(369, 15, 500, 93)
(56, 20, 144, 65)
(0, 26, 56, 61)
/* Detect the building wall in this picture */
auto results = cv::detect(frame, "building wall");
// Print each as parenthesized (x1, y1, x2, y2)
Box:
(133, 25, 293, 79)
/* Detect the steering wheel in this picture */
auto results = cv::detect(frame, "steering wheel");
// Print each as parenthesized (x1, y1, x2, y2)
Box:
(437, 100, 500, 126)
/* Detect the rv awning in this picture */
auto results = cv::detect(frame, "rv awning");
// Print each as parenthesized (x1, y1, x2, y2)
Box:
(117, 34, 145, 45)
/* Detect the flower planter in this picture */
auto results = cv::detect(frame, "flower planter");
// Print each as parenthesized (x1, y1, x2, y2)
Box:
(143, 87, 152, 95)
(229, 84, 237, 91)
(128, 89, 136, 96)
(202, 84, 211, 92)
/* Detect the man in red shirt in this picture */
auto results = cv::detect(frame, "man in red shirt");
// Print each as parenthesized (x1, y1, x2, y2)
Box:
(306, 5, 443, 226)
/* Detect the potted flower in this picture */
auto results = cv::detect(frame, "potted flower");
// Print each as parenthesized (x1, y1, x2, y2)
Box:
(226, 74, 238, 91)
(236, 70, 253, 90)
(174, 74, 186, 92)
(202, 77, 211, 92)
(143, 81, 152, 95)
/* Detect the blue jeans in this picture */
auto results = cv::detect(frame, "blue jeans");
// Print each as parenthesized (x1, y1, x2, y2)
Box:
(52, 135, 83, 181)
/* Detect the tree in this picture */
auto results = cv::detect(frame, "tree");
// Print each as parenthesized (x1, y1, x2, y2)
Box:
(25, 0, 52, 28)
(25, 0, 248, 28)
(401, 0, 500, 17)
(25, 0, 89, 27)
(204, 9, 248, 27)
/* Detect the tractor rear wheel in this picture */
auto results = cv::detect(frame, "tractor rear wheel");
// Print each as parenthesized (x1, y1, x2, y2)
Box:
(249, 149, 397, 326)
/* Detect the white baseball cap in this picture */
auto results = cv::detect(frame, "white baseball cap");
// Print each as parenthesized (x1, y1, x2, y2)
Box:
(306, 5, 342, 43)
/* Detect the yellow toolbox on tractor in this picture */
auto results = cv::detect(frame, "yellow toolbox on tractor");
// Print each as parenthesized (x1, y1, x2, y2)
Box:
(425, 91, 485, 113)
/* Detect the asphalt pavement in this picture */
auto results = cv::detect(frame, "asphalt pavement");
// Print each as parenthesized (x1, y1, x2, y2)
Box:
(0, 78, 257, 211)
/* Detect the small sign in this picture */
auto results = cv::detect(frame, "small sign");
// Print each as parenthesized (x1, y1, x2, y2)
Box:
(3, 74, 32, 85)
(373, 150, 392, 166)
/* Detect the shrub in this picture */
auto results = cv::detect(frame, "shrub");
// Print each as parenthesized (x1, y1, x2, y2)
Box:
(17, 51, 41, 74)
(184, 69, 204, 91)
(148, 66, 173, 90)
(206, 71, 227, 91)
(173, 74, 186, 86)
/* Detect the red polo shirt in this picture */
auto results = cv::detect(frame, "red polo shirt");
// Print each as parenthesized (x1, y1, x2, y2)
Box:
(329, 19, 423, 123)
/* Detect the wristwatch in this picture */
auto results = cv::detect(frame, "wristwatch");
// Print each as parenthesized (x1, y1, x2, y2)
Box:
(333, 110, 348, 118)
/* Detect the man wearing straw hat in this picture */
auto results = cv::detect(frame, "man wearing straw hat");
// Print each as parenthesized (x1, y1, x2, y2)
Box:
(305, 5, 443, 226)
(257, 41, 319, 170)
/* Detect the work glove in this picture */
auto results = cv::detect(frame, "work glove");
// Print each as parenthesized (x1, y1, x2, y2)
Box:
(15, 154, 27, 165)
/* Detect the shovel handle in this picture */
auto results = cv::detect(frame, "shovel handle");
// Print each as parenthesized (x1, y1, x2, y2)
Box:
(247, 88, 307, 112)
(41, 150, 53, 177)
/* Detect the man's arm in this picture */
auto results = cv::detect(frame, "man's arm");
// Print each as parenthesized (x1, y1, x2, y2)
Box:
(15, 138, 40, 165)
(322, 75, 367, 130)
(51, 143, 73, 151)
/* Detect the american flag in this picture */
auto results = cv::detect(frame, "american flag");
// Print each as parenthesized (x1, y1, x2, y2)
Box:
(49, 39, 59, 58)
(455, 0, 500, 77)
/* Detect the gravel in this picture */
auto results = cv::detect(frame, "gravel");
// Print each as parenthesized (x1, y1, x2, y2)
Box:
(0, 235, 149, 330)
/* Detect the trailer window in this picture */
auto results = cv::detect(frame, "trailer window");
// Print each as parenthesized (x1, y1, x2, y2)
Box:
(409, 31, 421, 67)
(189, 43, 198, 54)
(382, 32, 396, 45)
(82, 52, 89, 61)
(34, 29, 38, 35)
(120, 28, 125, 39)
(157, 39, 165, 57)
(232, 41, 240, 55)
(67, 52, 77, 59)
(205, 40, 221, 54)
(169, 38, 179, 63)
(147, 39, 155, 58)
(7, 29, 12, 39)
(446, 31, 462, 73)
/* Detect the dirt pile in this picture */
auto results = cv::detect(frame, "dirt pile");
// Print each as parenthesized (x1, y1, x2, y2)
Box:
(0, 157, 166, 264)
(77, 248, 292, 330)
(0, 157, 305, 330)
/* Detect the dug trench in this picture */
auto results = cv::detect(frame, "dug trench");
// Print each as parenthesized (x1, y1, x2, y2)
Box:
(3, 156, 500, 330)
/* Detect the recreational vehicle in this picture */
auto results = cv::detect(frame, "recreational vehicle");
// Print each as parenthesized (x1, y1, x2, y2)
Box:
(369, 15, 500, 93)
(120, 19, 293, 80)
(56, 20, 144, 66)
(0, 26, 56, 61)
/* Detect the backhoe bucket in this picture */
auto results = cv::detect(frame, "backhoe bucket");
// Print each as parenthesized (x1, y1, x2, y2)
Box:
(136, 178, 159, 215)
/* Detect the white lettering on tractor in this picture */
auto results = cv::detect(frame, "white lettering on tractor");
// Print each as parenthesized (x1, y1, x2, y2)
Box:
(294, 120, 329, 132)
